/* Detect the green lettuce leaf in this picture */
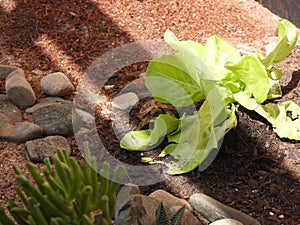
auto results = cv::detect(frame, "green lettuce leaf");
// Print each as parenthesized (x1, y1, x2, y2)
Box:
(120, 114, 179, 151)
(262, 19, 298, 68)
(256, 101, 300, 140)
(161, 90, 237, 174)
(234, 92, 300, 140)
(164, 30, 241, 80)
(145, 49, 213, 107)
(225, 55, 270, 104)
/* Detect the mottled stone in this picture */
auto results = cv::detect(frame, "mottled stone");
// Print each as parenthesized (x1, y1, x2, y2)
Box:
(5, 122, 43, 143)
(115, 194, 160, 225)
(0, 65, 18, 78)
(149, 189, 193, 212)
(32, 103, 73, 136)
(5, 68, 36, 107)
(40, 72, 74, 96)
(72, 108, 95, 133)
(0, 113, 14, 138)
(26, 97, 71, 113)
(190, 193, 260, 225)
(0, 96, 22, 123)
(25, 136, 71, 162)
(169, 206, 201, 225)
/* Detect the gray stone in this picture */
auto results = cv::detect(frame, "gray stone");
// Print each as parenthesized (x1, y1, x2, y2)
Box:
(149, 189, 193, 212)
(5, 122, 43, 143)
(169, 206, 201, 225)
(5, 68, 36, 107)
(72, 108, 95, 132)
(189, 193, 260, 225)
(26, 97, 71, 113)
(40, 72, 74, 96)
(0, 65, 18, 78)
(0, 96, 22, 123)
(115, 184, 141, 222)
(25, 136, 71, 162)
(0, 113, 14, 138)
(112, 92, 139, 110)
(210, 218, 244, 225)
(32, 103, 73, 136)
(115, 194, 160, 225)
(111, 109, 131, 139)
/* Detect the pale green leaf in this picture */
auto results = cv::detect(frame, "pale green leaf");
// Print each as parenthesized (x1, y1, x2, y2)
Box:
(226, 55, 269, 104)
(120, 114, 179, 151)
(164, 30, 241, 80)
(255, 101, 300, 140)
(145, 49, 213, 107)
(262, 19, 298, 68)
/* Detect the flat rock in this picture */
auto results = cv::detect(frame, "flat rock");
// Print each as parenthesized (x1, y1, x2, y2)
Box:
(40, 72, 74, 96)
(72, 108, 95, 132)
(0, 113, 14, 138)
(169, 206, 201, 225)
(25, 136, 71, 162)
(32, 103, 73, 136)
(112, 92, 139, 110)
(26, 97, 71, 113)
(0, 65, 18, 78)
(190, 193, 260, 225)
(149, 189, 193, 212)
(5, 68, 36, 107)
(0, 96, 22, 123)
(5, 122, 43, 143)
(115, 194, 160, 225)
(210, 218, 244, 225)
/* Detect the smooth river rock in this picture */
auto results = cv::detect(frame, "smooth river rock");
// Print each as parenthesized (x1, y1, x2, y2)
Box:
(189, 193, 260, 225)
(5, 68, 36, 107)
(210, 218, 244, 225)
(40, 72, 74, 96)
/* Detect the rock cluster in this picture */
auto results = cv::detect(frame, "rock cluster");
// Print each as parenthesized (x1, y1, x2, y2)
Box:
(0, 65, 74, 160)
(114, 184, 261, 225)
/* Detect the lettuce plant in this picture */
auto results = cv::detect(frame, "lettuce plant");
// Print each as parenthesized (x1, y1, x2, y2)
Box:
(120, 19, 299, 175)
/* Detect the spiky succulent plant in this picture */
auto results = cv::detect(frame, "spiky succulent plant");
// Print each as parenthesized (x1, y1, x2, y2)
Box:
(138, 202, 185, 225)
(0, 149, 126, 225)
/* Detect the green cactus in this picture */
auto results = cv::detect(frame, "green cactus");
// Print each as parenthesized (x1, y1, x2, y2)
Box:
(0, 149, 126, 225)
(138, 203, 185, 225)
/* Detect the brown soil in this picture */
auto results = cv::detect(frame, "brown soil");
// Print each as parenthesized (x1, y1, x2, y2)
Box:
(0, 1, 299, 224)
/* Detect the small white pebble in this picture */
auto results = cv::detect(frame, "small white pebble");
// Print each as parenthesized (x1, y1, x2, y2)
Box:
(278, 214, 284, 219)
(269, 212, 274, 216)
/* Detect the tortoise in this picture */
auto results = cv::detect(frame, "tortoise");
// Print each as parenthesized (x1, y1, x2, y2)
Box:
(136, 99, 177, 130)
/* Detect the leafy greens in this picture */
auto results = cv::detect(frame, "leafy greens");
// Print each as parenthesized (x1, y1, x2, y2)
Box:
(120, 19, 299, 175)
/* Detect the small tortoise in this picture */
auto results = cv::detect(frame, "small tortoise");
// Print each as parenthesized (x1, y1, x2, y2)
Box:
(136, 99, 177, 130)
